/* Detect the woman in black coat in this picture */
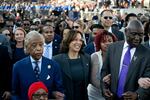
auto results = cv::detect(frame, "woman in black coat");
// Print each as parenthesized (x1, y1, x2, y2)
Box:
(53, 30, 91, 100)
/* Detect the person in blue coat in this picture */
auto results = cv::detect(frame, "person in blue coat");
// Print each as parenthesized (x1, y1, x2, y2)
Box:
(12, 31, 64, 100)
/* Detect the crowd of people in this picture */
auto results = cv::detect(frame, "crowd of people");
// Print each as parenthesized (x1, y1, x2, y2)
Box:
(0, 0, 150, 100)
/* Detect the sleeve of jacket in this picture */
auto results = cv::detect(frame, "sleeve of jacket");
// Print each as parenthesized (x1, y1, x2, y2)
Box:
(136, 55, 150, 100)
(52, 60, 64, 94)
(12, 63, 20, 100)
(100, 44, 111, 94)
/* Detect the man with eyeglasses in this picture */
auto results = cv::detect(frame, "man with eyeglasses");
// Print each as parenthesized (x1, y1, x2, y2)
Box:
(22, 19, 31, 33)
(101, 19, 150, 100)
(100, 10, 124, 41)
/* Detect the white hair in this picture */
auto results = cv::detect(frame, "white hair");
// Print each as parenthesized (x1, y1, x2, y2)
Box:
(24, 31, 45, 54)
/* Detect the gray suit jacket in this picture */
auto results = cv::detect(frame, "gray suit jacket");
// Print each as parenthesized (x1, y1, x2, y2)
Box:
(101, 41, 150, 100)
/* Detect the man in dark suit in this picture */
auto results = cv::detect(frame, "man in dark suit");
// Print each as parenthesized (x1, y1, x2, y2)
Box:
(100, 9, 124, 41)
(0, 45, 12, 100)
(12, 31, 64, 100)
(41, 25, 61, 59)
(101, 19, 150, 100)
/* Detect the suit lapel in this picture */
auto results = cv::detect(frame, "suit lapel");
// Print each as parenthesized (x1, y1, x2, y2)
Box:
(62, 54, 72, 79)
(40, 57, 48, 80)
(114, 42, 124, 83)
(26, 57, 37, 79)
(125, 45, 143, 83)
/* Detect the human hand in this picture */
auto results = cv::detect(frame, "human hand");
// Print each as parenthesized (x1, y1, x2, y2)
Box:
(122, 91, 138, 100)
(52, 91, 64, 100)
(103, 74, 111, 85)
(103, 88, 113, 99)
(138, 77, 150, 89)
(2, 91, 11, 100)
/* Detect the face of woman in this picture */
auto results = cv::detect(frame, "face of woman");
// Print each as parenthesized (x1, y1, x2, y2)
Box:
(69, 33, 83, 53)
(15, 30, 25, 42)
(32, 89, 48, 100)
(100, 35, 113, 52)
(73, 22, 82, 33)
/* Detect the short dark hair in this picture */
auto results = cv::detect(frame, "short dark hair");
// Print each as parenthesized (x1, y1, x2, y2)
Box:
(144, 21, 150, 35)
(90, 24, 104, 31)
(125, 13, 137, 22)
(60, 30, 84, 54)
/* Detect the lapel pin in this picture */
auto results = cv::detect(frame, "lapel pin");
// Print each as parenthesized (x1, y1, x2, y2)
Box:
(46, 75, 50, 80)
(48, 65, 51, 69)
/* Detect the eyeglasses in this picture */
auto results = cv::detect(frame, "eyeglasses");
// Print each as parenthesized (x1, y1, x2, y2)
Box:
(5, 34, 11, 36)
(24, 23, 30, 26)
(103, 16, 113, 20)
(32, 93, 48, 99)
(73, 26, 79, 29)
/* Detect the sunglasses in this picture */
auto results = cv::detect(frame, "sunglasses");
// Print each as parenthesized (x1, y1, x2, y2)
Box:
(4, 33, 11, 36)
(73, 26, 79, 29)
(103, 16, 113, 20)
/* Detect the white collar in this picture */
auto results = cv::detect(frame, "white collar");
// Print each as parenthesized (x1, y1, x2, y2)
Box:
(30, 56, 42, 63)
(123, 41, 129, 49)
(44, 42, 53, 47)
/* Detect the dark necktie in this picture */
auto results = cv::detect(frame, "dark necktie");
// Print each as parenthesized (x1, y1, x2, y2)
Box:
(34, 61, 40, 80)
(117, 47, 131, 98)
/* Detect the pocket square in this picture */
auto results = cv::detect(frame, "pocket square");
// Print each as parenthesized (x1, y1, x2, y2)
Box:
(48, 65, 51, 69)
(46, 75, 50, 80)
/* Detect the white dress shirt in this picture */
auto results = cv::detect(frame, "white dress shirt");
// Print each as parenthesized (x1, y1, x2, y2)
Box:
(43, 42, 53, 59)
(119, 41, 136, 75)
(30, 56, 42, 73)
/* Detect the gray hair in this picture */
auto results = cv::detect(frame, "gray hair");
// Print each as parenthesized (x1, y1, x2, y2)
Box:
(126, 19, 144, 30)
(24, 31, 45, 54)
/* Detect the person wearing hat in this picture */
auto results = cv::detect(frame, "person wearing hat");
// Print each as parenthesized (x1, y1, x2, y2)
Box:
(28, 81, 48, 100)
(12, 31, 64, 100)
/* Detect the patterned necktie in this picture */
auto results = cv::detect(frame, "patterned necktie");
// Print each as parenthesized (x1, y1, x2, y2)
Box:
(34, 61, 40, 80)
(117, 47, 131, 98)
(44, 45, 50, 58)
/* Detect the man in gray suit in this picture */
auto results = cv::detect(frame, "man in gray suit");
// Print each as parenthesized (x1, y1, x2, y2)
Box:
(101, 19, 150, 100)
